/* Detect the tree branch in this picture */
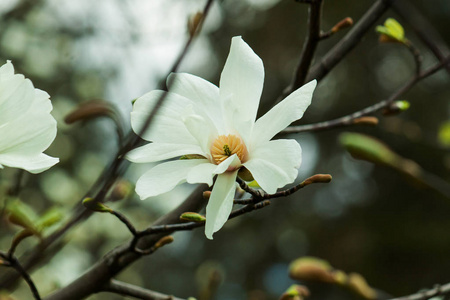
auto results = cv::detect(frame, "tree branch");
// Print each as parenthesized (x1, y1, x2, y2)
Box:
(392, 0, 450, 74)
(101, 279, 186, 300)
(283, 0, 323, 98)
(281, 56, 450, 134)
(306, 0, 396, 83)
(389, 282, 450, 300)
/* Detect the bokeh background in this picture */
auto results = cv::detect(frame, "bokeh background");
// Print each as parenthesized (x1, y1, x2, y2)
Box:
(1, 0, 450, 299)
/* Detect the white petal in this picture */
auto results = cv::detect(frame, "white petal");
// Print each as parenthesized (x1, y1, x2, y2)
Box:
(213, 154, 241, 175)
(167, 73, 225, 133)
(186, 162, 217, 186)
(205, 170, 238, 239)
(126, 143, 204, 163)
(183, 113, 217, 157)
(131, 90, 198, 145)
(251, 80, 317, 149)
(243, 139, 302, 194)
(219, 36, 264, 134)
(0, 153, 58, 174)
(135, 159, 209, 200)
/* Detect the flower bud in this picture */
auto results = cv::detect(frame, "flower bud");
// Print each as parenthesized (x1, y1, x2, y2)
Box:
(188, 12, 204, 37)
(110, 179, 133, 202)
(331, 17, 353, 33)
(348, 273, 377, 300)
(351, 116, 379, 126)
(289, 257, 335, 283)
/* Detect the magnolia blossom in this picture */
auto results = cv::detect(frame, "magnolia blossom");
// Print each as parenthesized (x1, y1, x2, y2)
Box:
(0, 61, 58, 173)
(128, 36, 316, 239)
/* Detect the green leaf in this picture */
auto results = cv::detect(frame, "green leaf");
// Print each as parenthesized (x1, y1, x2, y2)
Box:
(339, 132, 398, 167)
(35, 207, 63, 230)
(376, 18, 406, 43)
(6, 199, 38, 231)
(438, 120, 450, 147)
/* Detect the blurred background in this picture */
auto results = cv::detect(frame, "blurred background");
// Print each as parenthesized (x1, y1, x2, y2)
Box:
(1, 0, 450, 299)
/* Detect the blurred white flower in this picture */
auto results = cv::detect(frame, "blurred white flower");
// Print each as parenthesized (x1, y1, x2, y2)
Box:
(128, 36, 316, 239)
(0, 61, 58, 173)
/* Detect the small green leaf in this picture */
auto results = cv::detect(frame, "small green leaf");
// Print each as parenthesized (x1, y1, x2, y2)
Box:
(6, 200, 38, 231)
(36, 207, 63, 230)
(438, 120, 450, 147)
(376, 18, 407, 44)
(180, 212, 206, 222)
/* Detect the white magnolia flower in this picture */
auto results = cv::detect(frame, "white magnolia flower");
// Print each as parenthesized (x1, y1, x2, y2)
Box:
(128, 36, 316, 239)
(0, 61, 58, 173)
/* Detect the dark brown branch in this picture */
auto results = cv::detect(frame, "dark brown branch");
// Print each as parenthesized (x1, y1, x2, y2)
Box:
(0, 0, 215, 291)
(0, 252, 41, 300)
(102, 279, 186, 300)
(44, 184, 207, 300)
(284, 0, 323, 98)
(306, 0, 396, 83)
(392, 0, 450, 74)
(281, 56, 450, 134)
(389, 282, 450, 300)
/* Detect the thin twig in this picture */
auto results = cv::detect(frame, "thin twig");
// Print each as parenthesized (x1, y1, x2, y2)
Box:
(102, 279, 186, 300)
(0, 251, 41, 300)
(389, 282, 450, 300)
(283, 0, 323, 99)
(111, 210, 137, 236)
(281, 56, 450, 134)
(392, 0, 450, 74)
(306, 0, 396, 83)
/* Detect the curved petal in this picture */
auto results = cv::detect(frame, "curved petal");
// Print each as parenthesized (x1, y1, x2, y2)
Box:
(251, 80, 316, 149)
(0, 110, 57, 157)
(220, 36, 264, 134)
(131, 90, 198, 145)
(213, 154, 241, 175)
(126, 143, 204, 163)
(135, 159, 209, 200)
(205, 170, 238, 239)
(243, 139, 302, 194)
(167, 73, 225, 133)
(0, 153, 58, 174)
(183, 113, 217, 158)
(186, 162, 217, 186)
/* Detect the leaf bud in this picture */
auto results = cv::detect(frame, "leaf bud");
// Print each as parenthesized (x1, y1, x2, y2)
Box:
(180, 212, 206, 223)
(351, 116, 379, 126)
(289, 257, 335, 283)
(82, 198, 113, 213)
(347, 273, 377, 300)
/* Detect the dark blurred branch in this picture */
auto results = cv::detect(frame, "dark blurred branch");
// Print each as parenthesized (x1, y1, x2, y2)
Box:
(306, 0, 396, 83)
(102, 279, 186, 300)
(0, 0, 215, 291)
(0, 251, 41, 300)
(281, 56, 450, 134)
(389, 282, 450, 300)
(283, 0, 323, 99)
(392, 0, 450, 74)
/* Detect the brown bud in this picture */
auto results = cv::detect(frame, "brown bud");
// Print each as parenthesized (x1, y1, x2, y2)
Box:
(188, 12, 204, 37)
(302, 174, 332, 186)
(331, 17, 353, 33)
(352, 116, 379, 126)
(203, 191, 212, 200)
(289, 257, 335, 283)
(64, 100, 115, 124)
(154, 235, 174, 249)
(348, 273, 377, 300)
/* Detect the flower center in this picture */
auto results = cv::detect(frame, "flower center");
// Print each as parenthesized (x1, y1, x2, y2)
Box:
(210, 134, 248, 165)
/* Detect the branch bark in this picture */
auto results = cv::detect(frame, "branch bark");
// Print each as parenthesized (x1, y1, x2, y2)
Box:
(306, 0, 396, 83)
